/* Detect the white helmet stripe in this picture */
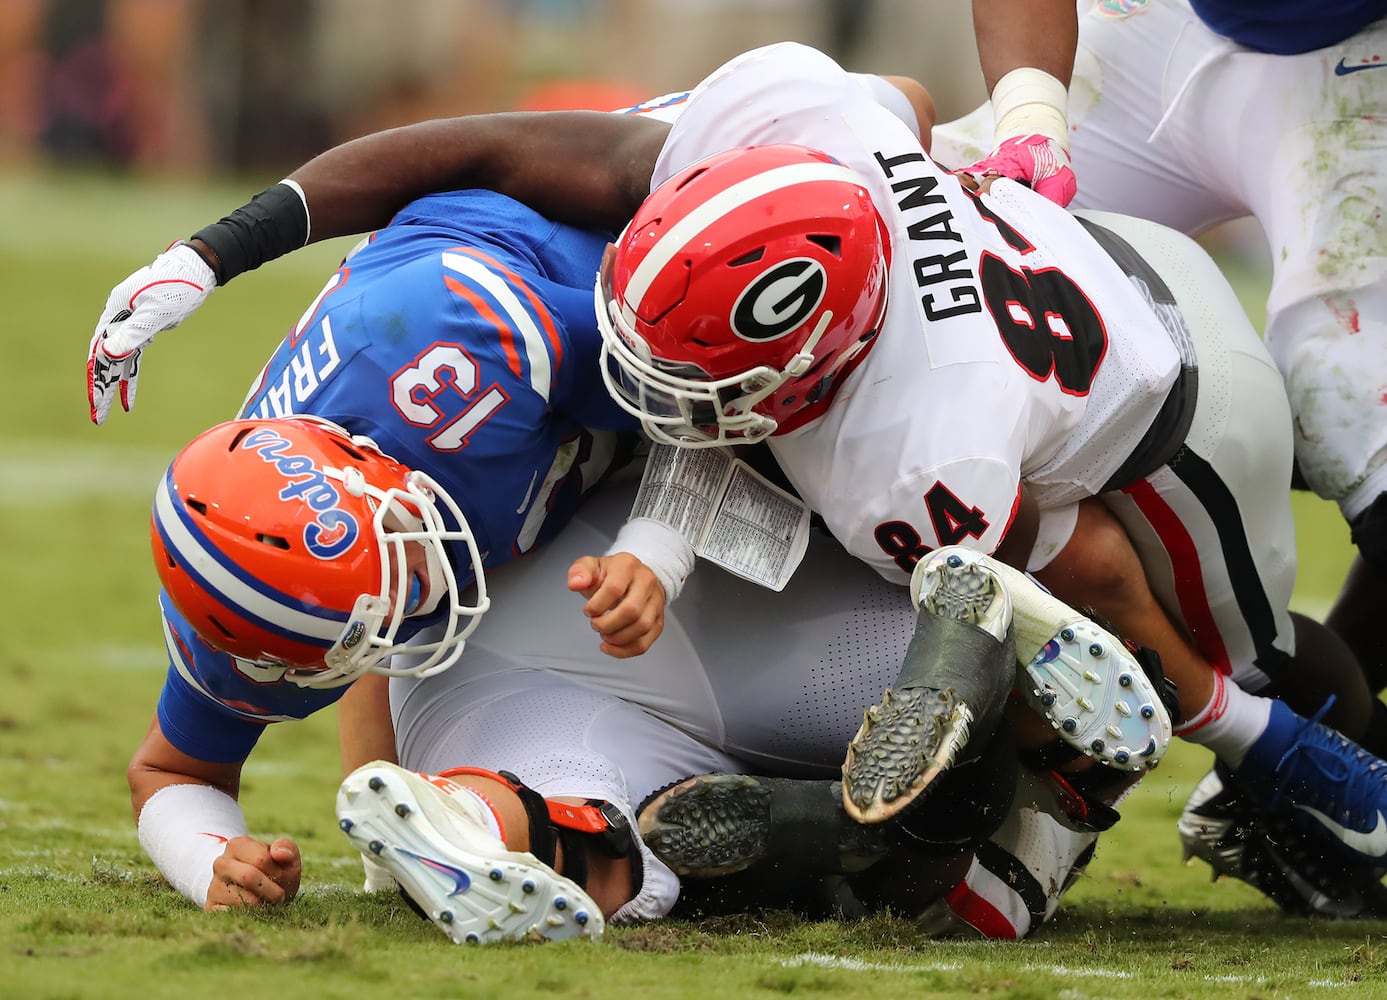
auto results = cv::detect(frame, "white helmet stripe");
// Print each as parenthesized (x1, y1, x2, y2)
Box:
(622, 160, 865, 320)
(154, 475, 345, 644)
(442, 251, 554, 401)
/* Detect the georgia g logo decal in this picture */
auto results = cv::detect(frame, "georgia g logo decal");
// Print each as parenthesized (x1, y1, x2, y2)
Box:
(731, 258, 827, 342)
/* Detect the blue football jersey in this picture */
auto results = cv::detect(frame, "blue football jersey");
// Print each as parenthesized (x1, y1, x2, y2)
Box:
(1189, 0, 1387, 54)
(156, 190, 638, 760)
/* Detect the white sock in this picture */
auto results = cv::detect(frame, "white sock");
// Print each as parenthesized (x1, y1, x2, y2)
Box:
(1173, 670, 1272, 766)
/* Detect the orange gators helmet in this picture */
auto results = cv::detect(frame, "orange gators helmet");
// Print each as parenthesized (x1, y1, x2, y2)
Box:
(597, 143, 891, 446)
(150, 417, 489, 687)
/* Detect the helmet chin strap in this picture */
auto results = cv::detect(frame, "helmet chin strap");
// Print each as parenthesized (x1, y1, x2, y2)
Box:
(780, 310, 834, 381)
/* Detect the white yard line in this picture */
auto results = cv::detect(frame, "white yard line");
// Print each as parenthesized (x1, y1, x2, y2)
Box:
(781, 952, 1349, 990)
(0, 444, 172, 504)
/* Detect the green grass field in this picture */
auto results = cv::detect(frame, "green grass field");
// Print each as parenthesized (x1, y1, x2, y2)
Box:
(2, 170, 1383, 999)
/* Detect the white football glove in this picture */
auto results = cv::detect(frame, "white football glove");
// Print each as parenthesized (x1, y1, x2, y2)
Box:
(87, 242, 217, 425)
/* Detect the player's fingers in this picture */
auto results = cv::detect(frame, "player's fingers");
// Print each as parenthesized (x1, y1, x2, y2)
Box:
(567, 556, 600, 597)
(225, 860, 291, 905)
(599, 615, 664, 659)
(581, 561, 633, 618)
(269, 837, 301, 867)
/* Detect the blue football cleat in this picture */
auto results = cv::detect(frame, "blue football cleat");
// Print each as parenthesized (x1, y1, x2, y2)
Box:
(1233, 699, 1387, 867)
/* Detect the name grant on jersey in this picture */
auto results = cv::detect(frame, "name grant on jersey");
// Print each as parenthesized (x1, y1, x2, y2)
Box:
(872, 148, 981, 322)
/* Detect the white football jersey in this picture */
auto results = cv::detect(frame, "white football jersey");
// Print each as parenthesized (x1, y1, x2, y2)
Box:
(654, 43, 1183, 584)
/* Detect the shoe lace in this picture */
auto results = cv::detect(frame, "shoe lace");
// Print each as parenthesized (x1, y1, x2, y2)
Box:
(1272, 700, 1387, 816)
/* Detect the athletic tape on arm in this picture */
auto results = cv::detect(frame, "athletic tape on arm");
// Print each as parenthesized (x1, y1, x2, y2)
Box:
(136, 782, 249, 907)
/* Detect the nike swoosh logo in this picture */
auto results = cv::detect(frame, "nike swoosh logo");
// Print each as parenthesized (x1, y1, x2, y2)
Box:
(1334, 58, 1387, 76)
(516, 470, 539, 514)
(396, 848, 472, 894)
(1293, 803, 1387, 858)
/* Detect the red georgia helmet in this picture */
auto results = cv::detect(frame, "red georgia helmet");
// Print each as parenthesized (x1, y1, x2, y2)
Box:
(150, 417, 489, 687)
(597, 143, 891, 446)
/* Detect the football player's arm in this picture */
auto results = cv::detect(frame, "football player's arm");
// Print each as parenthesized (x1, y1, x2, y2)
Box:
(128, 717, 302, 911)
(337, 672, 397, 773)
(964, 0, 1077, 206)
(240, 111, 667, 274)
(993, 483, 1041, 572)
(876, 76, 938, 148)
(334, 673, 401, 892)
(973, 0, 1075, 93)
(90, 110, 667, 424)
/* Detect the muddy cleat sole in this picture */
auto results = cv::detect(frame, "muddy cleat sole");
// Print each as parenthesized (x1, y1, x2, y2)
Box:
(843, 548, 1016, 824)
(1019, 619, 1171, 770)
(638, 774, 887, 878)
(336, 761, 603, 944)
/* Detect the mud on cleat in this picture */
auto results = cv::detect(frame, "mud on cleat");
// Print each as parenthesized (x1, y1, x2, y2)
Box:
(842, 547, 1017, 824)
(979, 554, 1174, 771)
(1179, 762, 1387, 918)
(637, 775, 889, 878)
(335, 761, 603, 944)
(1232, 699, 1387, 868)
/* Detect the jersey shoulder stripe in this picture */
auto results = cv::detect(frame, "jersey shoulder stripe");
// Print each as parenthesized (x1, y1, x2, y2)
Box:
(440, 248, 563, 400)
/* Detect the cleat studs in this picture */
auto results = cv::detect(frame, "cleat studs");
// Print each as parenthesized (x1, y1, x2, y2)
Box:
(1077, 697, 1094, 711)
(576, 911, 589, 925)
(1116, 701, 1132, 716)
(338, 818, 353, 832)
(1106, 725, 1122, 739)
(946, 554, 963, 568)
(440, 910, 454, 924)
(489, 868, 503, 882)
(1039, 691, 1056, 707)
(465, 932, 481, 944)
(1114, 749, 1131, 765)
(1140, 704, 1155, 719)
(1060, 628, 1076, 643)
(1061, 717, 1079, 733)
(1090, 738, 1105, 754)
(1141, 738, 1157, 756)
(395, 803, 411, 818)
(368, 840, 384, 855)
(1118, 673, 1133, 688)
(368, 776, 385, 792)
(553, 896, 568, 910)
(1089, 643, 1104, 657)
(522, 880, 536, 894)
(1083, 670, 1101, 683)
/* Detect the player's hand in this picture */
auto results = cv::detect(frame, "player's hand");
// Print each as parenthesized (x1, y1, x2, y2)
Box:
(87, 242, 217, 425)
(959, 133, 1076, 207)
(567, 553, 666, 658)
(205, 835, 302, 911)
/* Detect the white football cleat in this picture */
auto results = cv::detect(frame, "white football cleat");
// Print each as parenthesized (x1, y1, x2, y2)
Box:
(963, 550, 1173, 770)
(336, 761, 603, 944)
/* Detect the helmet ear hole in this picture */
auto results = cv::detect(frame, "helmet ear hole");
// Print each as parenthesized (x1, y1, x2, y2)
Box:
(728, 248, 765, 267)
(327, 438, 369, 463)
(205, 614, 236, 640)
(186, 498, 208, 515)
(807, 234, 842, 256)
(226, 427, 255, 450)
(256, 533, 290, 550)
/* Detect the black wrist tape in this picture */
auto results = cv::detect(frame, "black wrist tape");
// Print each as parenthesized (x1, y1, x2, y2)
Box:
(190, 182, 308, 285)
